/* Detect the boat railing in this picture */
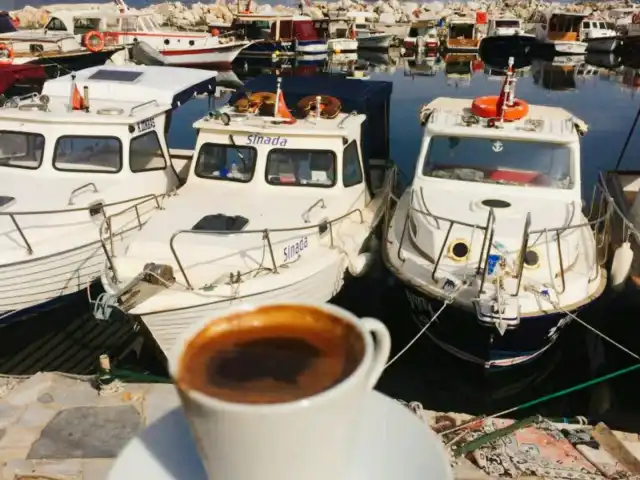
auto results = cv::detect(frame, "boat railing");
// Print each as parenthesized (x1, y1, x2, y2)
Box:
(1, 193, 164, 256)
(167, 208, 366, 290)
(387, 186, 613, 298)
(98, 194, 167, 274)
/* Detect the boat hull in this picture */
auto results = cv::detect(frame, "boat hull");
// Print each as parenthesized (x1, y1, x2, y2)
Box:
(357, 34, 394, 49)
(240, 40, 295, 57)
(403, 286, 577, 370)
(585, 36, 620, 53)
(295, 39, 327, 54)
(17, 48, 122, 77)
(479, 34, 537, 58)
(159, 42, 247, 67)
(114, 255, 349, 357)
(327, 38, 358, 53)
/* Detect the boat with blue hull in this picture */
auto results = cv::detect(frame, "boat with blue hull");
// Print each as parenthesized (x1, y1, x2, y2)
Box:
(230, 14, 327, 58)
(383, 58, 609, 370)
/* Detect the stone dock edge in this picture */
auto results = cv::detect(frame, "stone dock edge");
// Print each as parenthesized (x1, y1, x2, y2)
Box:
(1, 372, 639, 479)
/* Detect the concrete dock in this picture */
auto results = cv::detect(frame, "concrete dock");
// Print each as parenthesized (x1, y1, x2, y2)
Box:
(1, 372, 639, 479)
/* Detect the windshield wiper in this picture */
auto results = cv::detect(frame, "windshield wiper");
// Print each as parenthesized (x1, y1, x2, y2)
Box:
(228, 134, 248, 170)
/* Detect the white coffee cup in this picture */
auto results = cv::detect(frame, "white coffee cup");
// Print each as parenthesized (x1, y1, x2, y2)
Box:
(167, 301, 391, 480)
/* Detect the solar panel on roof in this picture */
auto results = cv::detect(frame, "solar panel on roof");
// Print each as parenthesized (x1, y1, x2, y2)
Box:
(88, 70, 144, 82)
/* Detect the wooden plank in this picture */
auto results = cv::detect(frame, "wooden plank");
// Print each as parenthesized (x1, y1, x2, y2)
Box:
(593, 422, 640, 475)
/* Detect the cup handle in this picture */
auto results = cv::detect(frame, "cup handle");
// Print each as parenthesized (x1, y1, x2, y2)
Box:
(360, 317, 391, 389)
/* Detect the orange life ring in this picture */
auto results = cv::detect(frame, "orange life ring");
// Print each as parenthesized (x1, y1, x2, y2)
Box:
(297, 95, 342, 119)
(0, 43, 14, 64)
(413, 8, 421, 18)
(83, 31, 105, 53)
(470, 96, 529, 122)
(210, 27, 220, 36)
(235, 91, 277, 114)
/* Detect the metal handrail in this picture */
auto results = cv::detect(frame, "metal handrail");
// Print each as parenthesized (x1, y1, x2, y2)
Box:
(68, 182, 98, 205)
(169, 208, 365, 290)
(2, 193, 164, 256)
(302, 199, 326, 223)
(129, 100, 159, 117)
(387, 186, 612, 298)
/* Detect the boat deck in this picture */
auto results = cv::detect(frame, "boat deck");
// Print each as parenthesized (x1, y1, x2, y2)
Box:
(1, 372, 640, 479)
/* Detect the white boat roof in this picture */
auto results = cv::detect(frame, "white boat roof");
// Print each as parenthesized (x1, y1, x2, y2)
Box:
(449, 17, 475, 24)
(42, 65, 216, 108)
(422, 97, 582, 143)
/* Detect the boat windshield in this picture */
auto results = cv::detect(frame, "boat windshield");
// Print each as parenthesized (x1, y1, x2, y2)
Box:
(495, 20, 520, 28)
(194, 143, 257, 183)
(0, 131, 45, 170)
(266, 149, 336, 187)
(54, 136, 122, 173)
(422, 136, 573, 189)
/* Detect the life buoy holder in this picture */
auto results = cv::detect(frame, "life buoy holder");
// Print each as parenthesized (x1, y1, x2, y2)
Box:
(0, 43, 14, 64)
(235, 91, 277, 114)
(83, 31, 105, 53)
(470, 96, 529, 122)
(297, 95, 342, 119)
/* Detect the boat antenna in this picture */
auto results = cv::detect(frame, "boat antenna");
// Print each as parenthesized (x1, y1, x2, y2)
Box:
(615, 100, 640, 170)
(67, 73, 76, 113)
(274, 77, 282, 119)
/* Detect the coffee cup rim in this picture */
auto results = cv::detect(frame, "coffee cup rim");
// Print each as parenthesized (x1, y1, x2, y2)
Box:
(168, 301, 375, 412)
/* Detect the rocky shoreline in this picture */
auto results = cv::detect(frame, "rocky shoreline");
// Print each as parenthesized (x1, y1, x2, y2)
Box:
(8, 0, 640, 30)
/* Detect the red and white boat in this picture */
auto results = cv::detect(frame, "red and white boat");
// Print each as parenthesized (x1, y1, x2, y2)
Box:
(40, 1, 250, 67)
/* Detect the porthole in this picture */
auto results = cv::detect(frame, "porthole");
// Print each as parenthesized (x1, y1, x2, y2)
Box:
(523, 249, 540, 269)
(448, 239, 470, 262)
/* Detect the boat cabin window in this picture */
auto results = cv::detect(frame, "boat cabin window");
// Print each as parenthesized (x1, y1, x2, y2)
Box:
(53, 136, 122, 173)
(343, 141, 363, 187)
(73, 18, 101, 35)
(195, 143, 256, 183)
(355, 23, 369, 30)
(130, 132, 167, 172)
(266, 149, 336, 187)
(583, 21, 591, 28)
(0, 131, 45, 170)
(495, 20, 520, 28)
(45, 17, 67, 32)
(121, 17, 137, 31)
(422, 136, 573, 189)
(449, 24, 474, 38)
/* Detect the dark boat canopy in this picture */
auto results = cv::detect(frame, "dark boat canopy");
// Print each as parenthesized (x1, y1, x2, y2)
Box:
(229, 74, 393, 162)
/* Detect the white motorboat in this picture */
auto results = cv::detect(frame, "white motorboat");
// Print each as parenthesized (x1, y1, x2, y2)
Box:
(445, 17, 482, 52)
(346, 12, 395, 49)
(96, 74, 396, 356)
(403, 18, 439, 52)
(384, 59, 607, 369)
(580, 18, 620, 52)
(0, 64, 217, 323)
(40, 2, 250, 67)
(311, 18, 357, 53)
(528, 10, 588, 55)
(479, 16, 537, 57)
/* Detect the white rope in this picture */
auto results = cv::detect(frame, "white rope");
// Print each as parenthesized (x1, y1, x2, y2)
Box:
(98, 379, 125, 396)
(529, 286, 640, 362)
(385, 283, 465, 369)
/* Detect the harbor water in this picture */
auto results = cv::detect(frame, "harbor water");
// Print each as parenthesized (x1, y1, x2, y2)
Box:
(3, 51, 640, 432)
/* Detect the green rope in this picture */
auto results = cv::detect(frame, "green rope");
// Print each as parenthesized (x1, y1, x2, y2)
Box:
(507, 363, 640, 415)
(111, 368, 172, 384)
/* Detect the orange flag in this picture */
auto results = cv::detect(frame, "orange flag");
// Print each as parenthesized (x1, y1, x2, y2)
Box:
(276, 90, 296, 125)
(72, 85, 85, 111)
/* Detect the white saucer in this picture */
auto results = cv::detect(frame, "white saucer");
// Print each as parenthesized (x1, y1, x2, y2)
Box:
(108, 391, 454, 479)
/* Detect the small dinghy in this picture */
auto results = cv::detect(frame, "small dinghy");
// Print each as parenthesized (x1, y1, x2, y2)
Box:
(95, 74, 395, 356)
(0, 65, 216, 323)
(384, 58, 608, 370)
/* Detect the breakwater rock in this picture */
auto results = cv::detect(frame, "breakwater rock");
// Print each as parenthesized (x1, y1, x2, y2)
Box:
(8, 0, 638, 30)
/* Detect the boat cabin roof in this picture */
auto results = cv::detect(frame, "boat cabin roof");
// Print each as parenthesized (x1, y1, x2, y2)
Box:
(449, 17, 475, 25)
(548, 11, 589, 18)
(345, 12, 376, 20)
(215, 74, 392, 161)
(0, 65, 216, 124)
(422, 97, 582, 143)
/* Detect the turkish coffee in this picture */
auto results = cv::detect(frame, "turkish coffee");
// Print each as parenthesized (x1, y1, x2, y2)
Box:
(178, 305, 365, 404)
